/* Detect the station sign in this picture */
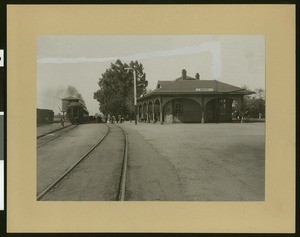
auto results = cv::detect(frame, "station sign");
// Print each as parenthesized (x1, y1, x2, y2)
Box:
(195, 88, 214, 92)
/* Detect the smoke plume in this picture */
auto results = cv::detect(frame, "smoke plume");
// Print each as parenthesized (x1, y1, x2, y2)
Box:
(39, 85, 86, 114)
(65, 86, 86, 105)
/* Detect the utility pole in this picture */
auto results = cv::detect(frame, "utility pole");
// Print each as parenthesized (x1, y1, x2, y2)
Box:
(125, 66, 138, 125)
(133, 69, 137, 125)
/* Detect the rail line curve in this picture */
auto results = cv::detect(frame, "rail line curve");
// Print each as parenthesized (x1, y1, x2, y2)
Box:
(37, 124, 111, 200)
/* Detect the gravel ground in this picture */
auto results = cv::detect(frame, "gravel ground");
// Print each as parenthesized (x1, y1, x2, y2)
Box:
(37, 125, 78, 147)
(37, 124, 108, 197)
(37, 122, 71, 138)
(37, 122, 265, 201)
(41, 125, 124, 201)
(120, 122, 265, 201)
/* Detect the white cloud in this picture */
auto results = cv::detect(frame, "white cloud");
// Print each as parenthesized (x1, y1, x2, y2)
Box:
(38, 42, 222, 79)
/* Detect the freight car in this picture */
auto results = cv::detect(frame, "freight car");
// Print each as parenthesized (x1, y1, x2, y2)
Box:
(37, 108, 54, 125)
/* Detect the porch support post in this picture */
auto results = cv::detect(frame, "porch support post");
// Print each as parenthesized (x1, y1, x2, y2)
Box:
(215, 96, 219, 123)
(152, 101, 155, 123)
(160, 98, 163, 124)
(146, 102, 149, 123)
(201, 96, 205, 124)
(241, 96, 244, 123)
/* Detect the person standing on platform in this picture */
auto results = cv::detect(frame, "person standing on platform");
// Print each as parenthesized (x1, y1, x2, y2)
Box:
(107, 114, 111, 124)
(61, 117, 65, 127)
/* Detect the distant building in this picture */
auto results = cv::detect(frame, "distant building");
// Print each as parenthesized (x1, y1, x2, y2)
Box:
(137, 69, 253, 123)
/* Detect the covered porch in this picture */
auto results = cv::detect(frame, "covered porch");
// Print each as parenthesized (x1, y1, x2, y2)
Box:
(137, 94, 245, 124)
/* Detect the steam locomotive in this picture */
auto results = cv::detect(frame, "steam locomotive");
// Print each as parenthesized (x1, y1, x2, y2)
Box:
(61, 97, 89, 124)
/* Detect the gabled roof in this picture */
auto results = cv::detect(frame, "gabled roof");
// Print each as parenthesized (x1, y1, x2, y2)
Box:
(157, 80, 248, 93)
(157, 80, 172, 89)
(140, 75, 253, 100)
(156, 76, 197, 89)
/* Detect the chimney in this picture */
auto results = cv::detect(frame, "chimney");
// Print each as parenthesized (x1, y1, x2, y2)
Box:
(182, 69, 187, 80)
(195, 73, 200, 80)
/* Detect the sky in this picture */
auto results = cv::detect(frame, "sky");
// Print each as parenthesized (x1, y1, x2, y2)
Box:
(37, 35, 265, 115)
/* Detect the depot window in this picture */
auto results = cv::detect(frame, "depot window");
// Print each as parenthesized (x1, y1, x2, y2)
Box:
(175, 100, 183, 114)
(220, 99, 226, 115)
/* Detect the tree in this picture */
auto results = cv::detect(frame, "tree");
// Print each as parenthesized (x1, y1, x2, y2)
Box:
(241, 86, 265, 118)
(93, 59, 148, 117)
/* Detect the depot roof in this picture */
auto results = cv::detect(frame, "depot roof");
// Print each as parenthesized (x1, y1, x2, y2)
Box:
(139, 72, 253, 100)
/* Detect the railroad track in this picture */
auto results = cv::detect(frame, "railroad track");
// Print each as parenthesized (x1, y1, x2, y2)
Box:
(37, 124, 72, 139)
(37, 124, 129, 201)
(116, 124, 129, 201)
(37, 125, 79, 148)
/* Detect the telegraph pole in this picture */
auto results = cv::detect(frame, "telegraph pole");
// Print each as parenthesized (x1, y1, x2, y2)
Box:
(133, 69, 137, 125)
(125, 66, 138, 125)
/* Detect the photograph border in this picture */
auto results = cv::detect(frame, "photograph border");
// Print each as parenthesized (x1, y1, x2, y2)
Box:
(3, 2, 296, 234)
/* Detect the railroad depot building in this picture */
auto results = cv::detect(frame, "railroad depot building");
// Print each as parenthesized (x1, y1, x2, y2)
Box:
(137, 69, 253, 123)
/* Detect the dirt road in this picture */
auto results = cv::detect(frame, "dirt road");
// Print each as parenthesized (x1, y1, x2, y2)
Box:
(37, 122, 265, 201)
(41, 125, 125, 201)
(121, 122, 265, 201)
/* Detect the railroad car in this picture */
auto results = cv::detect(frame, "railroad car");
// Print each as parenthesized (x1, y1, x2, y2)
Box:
(66, 102, 89, 124)
(62, 96, 89, 124)
(37, 109, 54, 125)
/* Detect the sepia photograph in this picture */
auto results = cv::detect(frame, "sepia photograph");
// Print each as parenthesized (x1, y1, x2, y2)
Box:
(7, 4, 295, 233)
(36, 35, 265, 201)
